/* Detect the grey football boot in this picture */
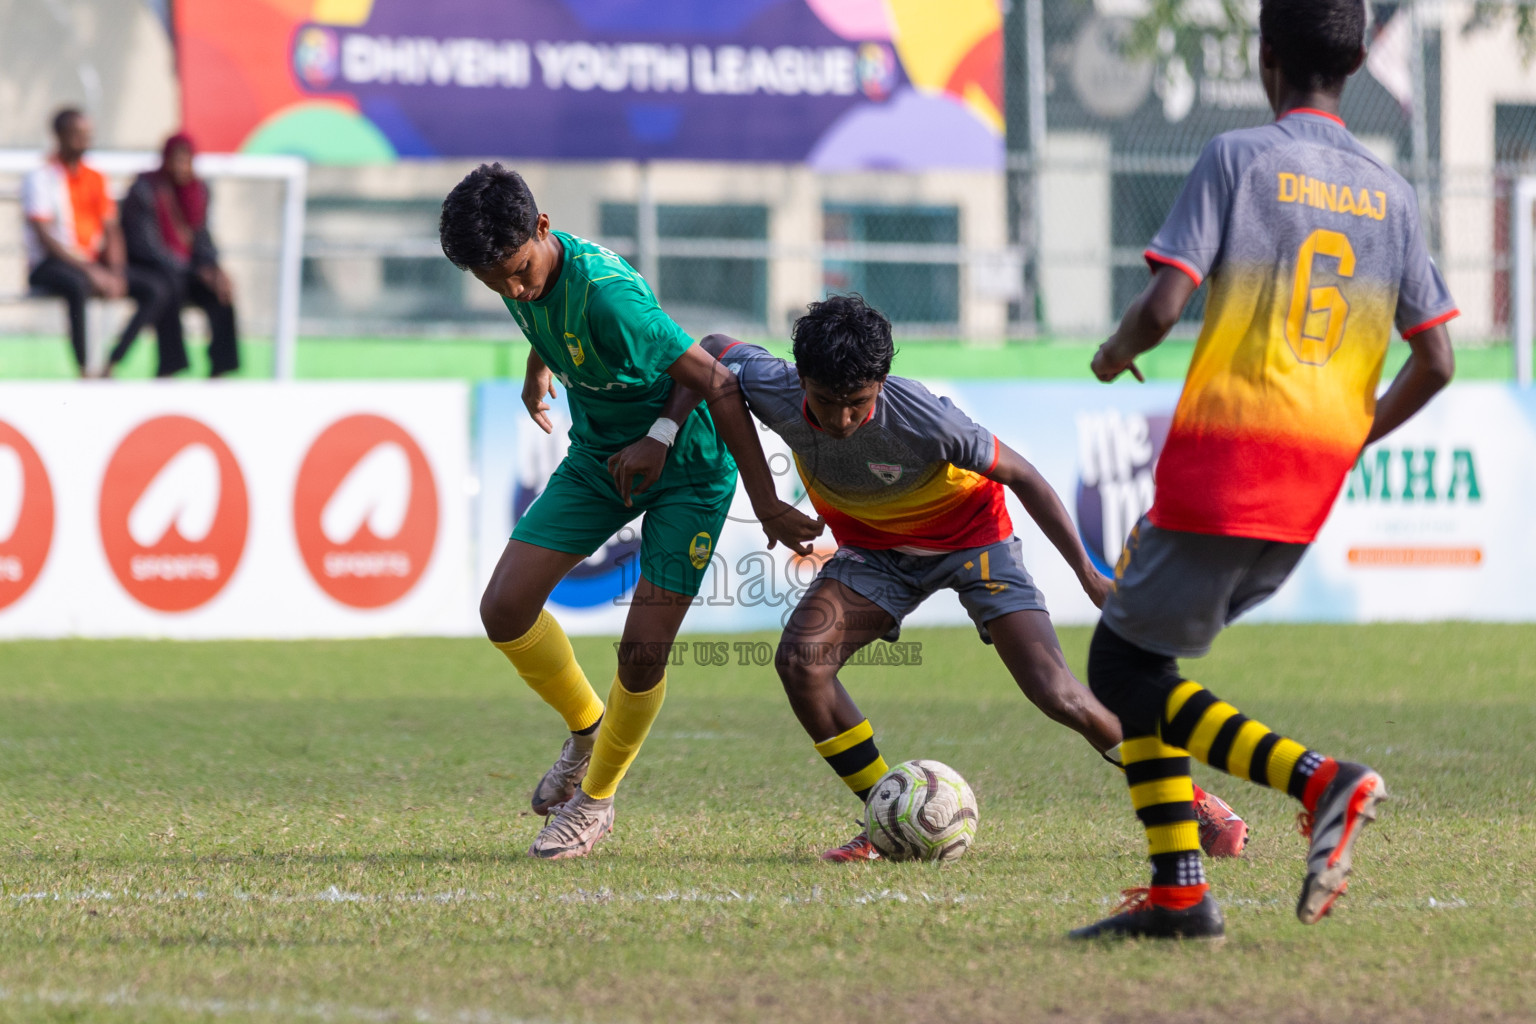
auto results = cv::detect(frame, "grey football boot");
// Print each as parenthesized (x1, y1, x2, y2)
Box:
(1296, 761, 1388, 924)
(530, 735, 594, 816)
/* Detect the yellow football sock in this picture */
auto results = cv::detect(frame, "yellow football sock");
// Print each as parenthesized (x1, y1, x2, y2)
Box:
(581, 673, 667, 800)
(491, 610, 604, 733)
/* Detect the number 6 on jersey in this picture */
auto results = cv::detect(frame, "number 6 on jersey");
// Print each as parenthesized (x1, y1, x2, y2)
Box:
(1285, 228, 1355, 366)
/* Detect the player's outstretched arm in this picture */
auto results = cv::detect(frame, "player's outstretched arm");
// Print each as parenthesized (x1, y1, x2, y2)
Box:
(1364, 323, 1454, 445)
(1091, 264, 1199, 383)
(664, 343, 823, 555)
(987, 441, 1113, 608)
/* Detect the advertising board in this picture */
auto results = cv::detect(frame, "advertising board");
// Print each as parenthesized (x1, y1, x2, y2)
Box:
(476, 379, 1536, 635)
(960, 381, 1536, 626)
(2, 379, 1522, 639)
(0, 383, 472, 638)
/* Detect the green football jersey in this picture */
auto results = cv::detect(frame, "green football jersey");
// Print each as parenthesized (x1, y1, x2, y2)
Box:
(503, 231, 733, 484)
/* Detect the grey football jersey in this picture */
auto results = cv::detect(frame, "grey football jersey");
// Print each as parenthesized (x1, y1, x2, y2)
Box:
(718, 341, 1011, 550)
(1141, 108, 1458, 543)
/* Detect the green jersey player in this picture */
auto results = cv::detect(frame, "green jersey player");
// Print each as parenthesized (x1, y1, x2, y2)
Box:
(439, 164, 822, 860)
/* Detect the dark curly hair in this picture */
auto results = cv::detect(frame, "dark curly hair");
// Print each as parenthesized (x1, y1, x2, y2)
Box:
(1260, 0, 1365, 93)
(439, 163, 540, 270)
(791, 294, 895, 393)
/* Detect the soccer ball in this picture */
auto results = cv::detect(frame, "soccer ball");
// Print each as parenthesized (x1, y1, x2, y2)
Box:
(865, 759, 978, 862)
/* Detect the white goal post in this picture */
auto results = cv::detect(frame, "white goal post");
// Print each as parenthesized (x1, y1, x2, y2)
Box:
(0, 150, 306, 379)
(1513, 174, 1536, 388)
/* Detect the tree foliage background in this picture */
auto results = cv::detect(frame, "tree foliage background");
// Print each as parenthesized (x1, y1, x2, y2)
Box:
(1129, 0, 1536, 62)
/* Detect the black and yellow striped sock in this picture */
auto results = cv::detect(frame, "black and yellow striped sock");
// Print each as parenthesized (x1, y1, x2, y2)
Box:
(1161, 681, 1337, 811)
(814, 719, 889, 802)
(1122, 735, 1205, 901)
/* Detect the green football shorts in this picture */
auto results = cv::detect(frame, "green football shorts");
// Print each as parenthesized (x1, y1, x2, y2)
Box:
(511, 447, 737, 598)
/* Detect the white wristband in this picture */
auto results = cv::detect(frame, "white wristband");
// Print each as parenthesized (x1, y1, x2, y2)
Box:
(646, 416, 680, 448)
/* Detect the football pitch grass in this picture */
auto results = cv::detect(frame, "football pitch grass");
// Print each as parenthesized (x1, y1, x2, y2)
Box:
(1, 624, 1533, 1023)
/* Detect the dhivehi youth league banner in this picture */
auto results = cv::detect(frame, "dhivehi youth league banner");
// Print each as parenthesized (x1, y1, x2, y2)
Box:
(175, 0, 1005, 168)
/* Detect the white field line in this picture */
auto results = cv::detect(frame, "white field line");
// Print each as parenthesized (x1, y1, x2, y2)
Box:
(1076, 893, 1487, 910)
(0, 886, 1496, 910)
(3, 885, 976, 907)
(0, 986, 553, 1024)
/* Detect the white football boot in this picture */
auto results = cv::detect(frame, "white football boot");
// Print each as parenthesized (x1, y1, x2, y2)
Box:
(528, 790, 615, 860)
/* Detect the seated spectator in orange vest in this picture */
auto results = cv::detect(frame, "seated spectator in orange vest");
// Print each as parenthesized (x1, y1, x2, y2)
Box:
(120, 133, 240, 377)
(23, 108, 175, 377)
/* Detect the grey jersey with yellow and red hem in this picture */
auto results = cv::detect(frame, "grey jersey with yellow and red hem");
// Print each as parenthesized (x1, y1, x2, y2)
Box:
(717, 340, 1010, 551)
(1143, 108, 1456, 544)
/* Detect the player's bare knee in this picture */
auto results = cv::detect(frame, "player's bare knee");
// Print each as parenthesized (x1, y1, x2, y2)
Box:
(1046, 680, 1095, 727)
(775, 639, 838, 695)
(1018, 665, 1089, 725)
(480, 580, 537, 643)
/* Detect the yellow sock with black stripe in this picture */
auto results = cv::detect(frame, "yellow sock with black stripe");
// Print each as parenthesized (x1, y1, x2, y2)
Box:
(1160, 680, 1336, 811)
(814, 719, 889, 802)
(1122, 735, 1206, 902)
(581, 673, 666, 800)
(492, 610, 605, 733)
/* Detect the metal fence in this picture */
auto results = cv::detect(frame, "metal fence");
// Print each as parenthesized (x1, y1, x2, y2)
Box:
(296, 164, 1020, 342)
(1007, 0, 1536, 345)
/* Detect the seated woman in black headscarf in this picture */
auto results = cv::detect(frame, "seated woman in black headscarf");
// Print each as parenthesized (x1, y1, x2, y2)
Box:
(119, 133, 240, 377)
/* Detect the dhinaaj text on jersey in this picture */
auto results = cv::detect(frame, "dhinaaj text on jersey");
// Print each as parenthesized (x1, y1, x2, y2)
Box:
(1276, 173, 1386, 220)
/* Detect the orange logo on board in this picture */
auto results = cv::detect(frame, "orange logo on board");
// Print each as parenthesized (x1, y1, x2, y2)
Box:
(99, 416, 249, 612)
(294, 414, 438, 609)
(0, 420, 54, 611)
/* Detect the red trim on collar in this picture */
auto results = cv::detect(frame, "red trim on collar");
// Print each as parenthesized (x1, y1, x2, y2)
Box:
(1283, 107, 1346, 127)
(801, 398, 823, 432)
(715, 339, 745, 358)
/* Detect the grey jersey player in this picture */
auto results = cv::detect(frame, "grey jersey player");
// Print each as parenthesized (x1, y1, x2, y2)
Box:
(603, 293, 1250, 863)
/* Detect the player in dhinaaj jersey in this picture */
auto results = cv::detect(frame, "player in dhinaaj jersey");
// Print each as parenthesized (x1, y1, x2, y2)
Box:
(439, 164, 823, 860)
(656, 295, 1248, 862)
(1072, 0, 1456, 940)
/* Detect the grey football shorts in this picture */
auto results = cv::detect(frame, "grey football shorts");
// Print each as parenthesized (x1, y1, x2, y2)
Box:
(814, 536, 1048, 643)
(1100, 517, 1308, 659)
